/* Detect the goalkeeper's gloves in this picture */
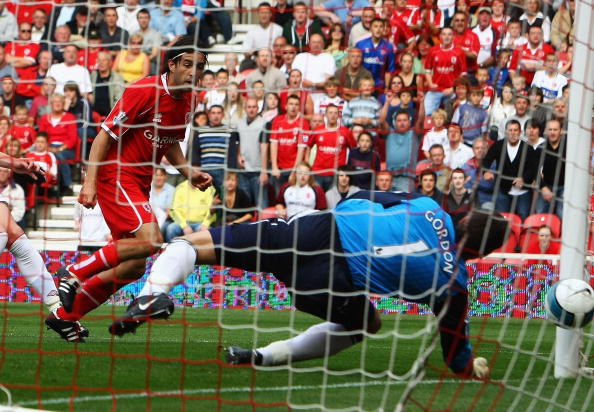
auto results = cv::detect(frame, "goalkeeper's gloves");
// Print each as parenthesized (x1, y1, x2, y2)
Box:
(472, 357, 490, 379)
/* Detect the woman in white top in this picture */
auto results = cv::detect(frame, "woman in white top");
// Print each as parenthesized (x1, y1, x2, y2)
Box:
(222, 82, 245, 129)
(489, 83, 516, 141)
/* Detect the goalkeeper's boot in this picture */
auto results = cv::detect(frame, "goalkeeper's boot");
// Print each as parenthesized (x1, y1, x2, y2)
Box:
(108, 294, 174, 337)
(56, 266, 80, 313)
(45, 310, 87, 343)
(225, 346, 263, 365)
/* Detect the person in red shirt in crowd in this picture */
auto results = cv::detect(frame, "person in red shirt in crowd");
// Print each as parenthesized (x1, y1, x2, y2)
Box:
(8, 105, 35, 151)
(410, 0, 444, 37)
(509, 25, 555, 85)
(423, 27, 467, 116)
(306, 104, 356, 191)
(25, 132, 57, 186)
(270, 94, 310, 192)
(14, 49, 51, 101)
(36, 93, 78, 194)
(279, 68, 314, 117)
(490, 0, 507, 35)
(451, 11, 480, 73)
(391, 0, 416, 27)
(524, 225, 561, 268)
(43, 36, 212, 342)
(4, 22, 40, 78)
(6, 0, 52, 25)
(77, 30, 103, 72)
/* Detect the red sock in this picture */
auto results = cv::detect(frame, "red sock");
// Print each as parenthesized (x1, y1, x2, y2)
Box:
(69, 243, 121, 281)
(57, 275, 132, 321)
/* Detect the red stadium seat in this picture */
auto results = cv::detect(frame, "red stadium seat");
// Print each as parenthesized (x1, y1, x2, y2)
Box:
(523, 213, 561, 237)
(500, 212, 522, 238)
(493, 231, 518, 253)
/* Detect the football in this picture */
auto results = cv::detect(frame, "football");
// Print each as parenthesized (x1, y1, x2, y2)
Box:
(545, 279, 594, 329)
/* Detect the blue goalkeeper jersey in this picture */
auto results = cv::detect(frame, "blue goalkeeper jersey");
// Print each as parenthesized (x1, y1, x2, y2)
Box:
(333, 191, 467, 303)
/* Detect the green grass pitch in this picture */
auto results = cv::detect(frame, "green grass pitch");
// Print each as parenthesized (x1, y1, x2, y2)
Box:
(0, 303, 592, 411)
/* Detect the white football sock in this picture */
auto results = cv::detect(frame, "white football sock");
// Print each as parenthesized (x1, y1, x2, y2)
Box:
(259, 322, 359, 366)
(10, 234, 60, 312)
(138, 239, 198, 297)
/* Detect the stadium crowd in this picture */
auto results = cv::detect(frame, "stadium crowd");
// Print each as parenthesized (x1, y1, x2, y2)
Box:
(0, 0, 580, 253)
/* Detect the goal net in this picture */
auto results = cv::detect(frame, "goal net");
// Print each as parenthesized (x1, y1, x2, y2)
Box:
(0, 0, 593, 411)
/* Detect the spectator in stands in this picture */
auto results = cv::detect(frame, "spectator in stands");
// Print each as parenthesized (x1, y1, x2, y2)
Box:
(378, 75, 403, 128)
(342, 77, 380, 132)
(37, 93, 78, 195)
(520, 0, 551, 42)
(274, 0, 294, 28)
(251, 80, 266, 111)
(472, 7, 498, 68)
(384, 110, 418, 192)
(0, 98, 7, 117)
(90, 52, 125, 118)
(476, 67, 495, 111)
(489, 83, 515, 140)
(413, 34, 433, 74)
(135, 8, 162, 75)
(409, 0, 444, 37)
(375, 170, 393, 191)
(482, 119, 538, 220)
(0, 2, 17, 42)
(551, 0, 575, 51)
(203, 0, 234, 44)
(5, 22, 40, 79)
(416, 168, 443, 204)
(191, 105, 240, 191)
(355, 18, 395, 91)
(270, 35, 288, 68)
(312, 76, 345, 115)
(315, 0, 368, 26)
(347, 130, 380, 190)
(245, 48, 287, 93)
(306, 104, 355, 191)
(552, 98, 568, 128)
(424, 27, 466, 116)
(237, 97, 269, 208)
(14, 49, 51, 104)
(334, 48, 372, 101)
(0, 167, 25, 227)
(222, 82, 244, 130)
(426, 143, 451, 193)
(202, 69, 228, 110)
(536, 118, 566, 218)
(525, 119, 546, 149)
(99, 7, 129, 54)
(243, 2, 283, 56)
(509, 25, 555, 86)
(282, 2, 323, 52)
(279, 44, 297, 78)
(269, 94, 309, 191)
(68, 6, 97, 44)
(451, 86, 489, 145)
(531, 53, 568, 104)
(325, 165, 360, 208)
(261, 92, 280, 122)
(462, 136, 488, 190)
(396, 52, 423, 103)
(30, 76, 56, 122)
(1, 76, 27, 113)
(46, 25, 71, 64)
(47, 44, 92, 97)
(348, 7, 374, 47)
(26, 132, 57, 186)
(508, 94, 532, 135)
(112, 33, 150, 83)
(63, 81, 95, 157)
(217, 172, 254, 225)
(4, 138, 23, 159)
(524, 225, 561, 267)
(325, 23, 348, 69)
(117, 0, 141, 35)
(275, 161, 326, 218)
(8, 105, 35, 151)
(421, 109, 448, 159)
(451, 11, 480, 73)
(527, 87, 550, 133)
(31, 8, 49, 44)
(51, 0, 76, 29)
(441, 168, 472, 226)
(150, 167, 175, 232)
(279, 69, 313, 117)
(388, 0, 416, 49)
(444, 123, 473, 169)
(0, 46, 19, 84)
(292, 33, 336, 91)
(166, 181, 216, 242)
(489, 49, 512, 96)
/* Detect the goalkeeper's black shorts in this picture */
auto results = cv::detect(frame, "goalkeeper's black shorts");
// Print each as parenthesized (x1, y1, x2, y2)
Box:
(209, 212, 376, 332)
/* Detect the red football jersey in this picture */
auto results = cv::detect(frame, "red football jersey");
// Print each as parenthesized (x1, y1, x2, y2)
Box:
(509, 42, 556, 85)
(5, 41, 40, 85)
(9, 124, 36, 150)
(78, 48, 101, 72)
(6, 2, 52, 24)
(25, 151, 57, 184)
(15, 65, 42, 98)
(308, 125, 356, 176)
(425, 45, 467, 90)
(279, 89, 311, 114)
(453, 29, 480, 71)
(102, 74, 193, 189)
(270, 114, 310, 170)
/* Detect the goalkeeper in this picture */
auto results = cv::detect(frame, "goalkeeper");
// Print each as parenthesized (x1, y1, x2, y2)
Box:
(110, 191, 507, 378)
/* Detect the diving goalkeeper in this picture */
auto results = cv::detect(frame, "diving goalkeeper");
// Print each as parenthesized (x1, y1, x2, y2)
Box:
(110, 191, 508, 378)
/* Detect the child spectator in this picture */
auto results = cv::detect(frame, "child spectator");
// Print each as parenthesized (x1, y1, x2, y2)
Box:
(261, 92, 280, 122)
(421, 109, 448, 159)
(488, 49, 511, 96)
(452, 87, 489, 145)
(311, 76, 345, 115)
(149, 167, 175, 232)
(393, 89, 415, 125)
(0, 117, 13, 151)
(275, 162, 326, 218)
(512, 75, 527, 95)
(475, 67, 495, 110)
(342, 77, 381, 134)
(489, 83, 516, 141)
(347, 130, 381, 191)
(25, 133, 58, 186)
(203, 68, 229, 109)
(251, 79, 266, 112)
(9, 105, 36, 151)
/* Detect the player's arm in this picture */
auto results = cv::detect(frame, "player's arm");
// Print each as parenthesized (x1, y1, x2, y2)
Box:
(80, 129, 113, 208)
(165, 143, 212, 191)
(0, 152, 42, 179)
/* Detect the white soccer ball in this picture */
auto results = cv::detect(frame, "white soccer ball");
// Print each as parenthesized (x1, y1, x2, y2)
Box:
(545, 278, 594, 329)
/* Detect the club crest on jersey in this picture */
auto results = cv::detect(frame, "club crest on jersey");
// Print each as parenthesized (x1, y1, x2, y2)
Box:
(152, 113, 162, 123)
(451, 56, 457, 64)
(142, 203, 152, 213)
(113, 111, 128, 125)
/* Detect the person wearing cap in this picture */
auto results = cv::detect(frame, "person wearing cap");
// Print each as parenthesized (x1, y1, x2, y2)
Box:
(472, 7, 499, 68)
(68, 6, 97, 44)
(46, 44, 92, 97)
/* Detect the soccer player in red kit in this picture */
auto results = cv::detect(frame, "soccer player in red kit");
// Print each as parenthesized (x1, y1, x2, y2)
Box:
(45, 36, 213, 342)
(306, 104, 356, 191)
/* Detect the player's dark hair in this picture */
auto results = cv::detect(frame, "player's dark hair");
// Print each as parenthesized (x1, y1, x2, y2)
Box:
(456, 209, 509, 260)
(164, 35, 208, 73)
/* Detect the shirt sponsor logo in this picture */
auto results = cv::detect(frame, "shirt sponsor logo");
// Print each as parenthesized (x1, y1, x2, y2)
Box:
(152, 113, 162, 123)
(113, 111, 128, 126)
(143, 129, 180, 148)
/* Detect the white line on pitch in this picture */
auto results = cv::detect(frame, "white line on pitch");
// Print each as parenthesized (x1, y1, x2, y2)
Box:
(19, 379, 485, 407)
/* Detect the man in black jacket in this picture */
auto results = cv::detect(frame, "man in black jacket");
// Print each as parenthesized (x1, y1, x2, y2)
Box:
(535, 118, 565, 218)
(482, 119, 538, 220)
